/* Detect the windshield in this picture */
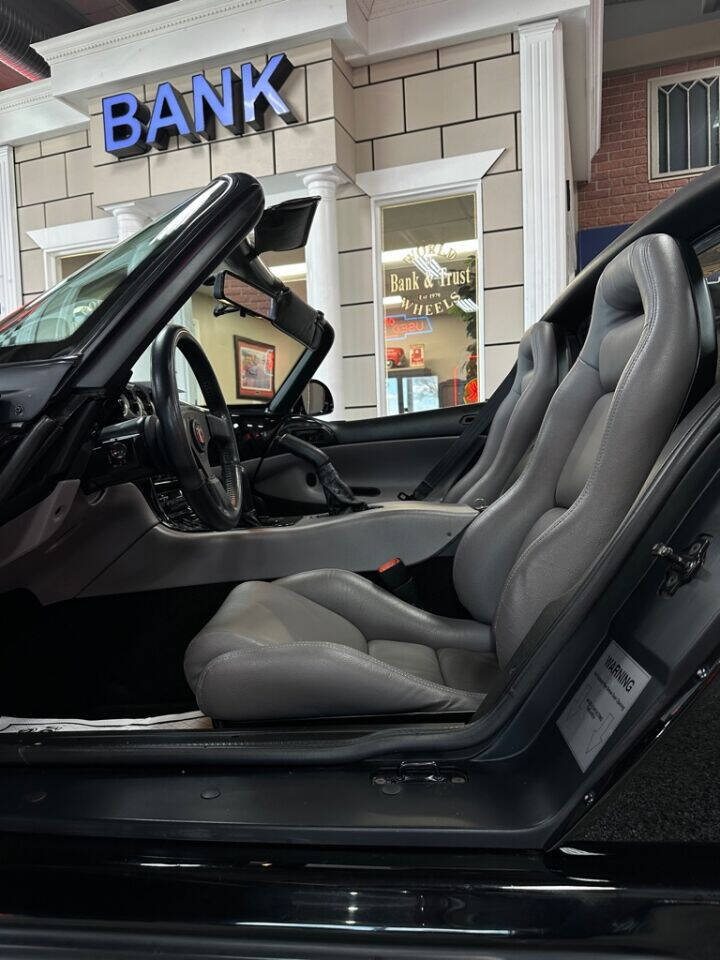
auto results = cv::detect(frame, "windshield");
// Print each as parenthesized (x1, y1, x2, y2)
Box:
(0, 195, 206, 364)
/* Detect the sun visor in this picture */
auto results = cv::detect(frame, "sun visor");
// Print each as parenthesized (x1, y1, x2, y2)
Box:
(224, 240, 323, 349)
(274, 287, 323, 349)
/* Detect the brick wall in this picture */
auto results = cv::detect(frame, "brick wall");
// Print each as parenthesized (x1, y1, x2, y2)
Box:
(578, 53, 720, 230)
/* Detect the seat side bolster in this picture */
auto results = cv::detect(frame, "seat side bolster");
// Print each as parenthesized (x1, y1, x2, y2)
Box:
(457, 322, 559, 506)
(185, 628, 265, 689)
(280, 569, 493, 651)
(195, 641, 482, 721)
(445, 388, 518, 503)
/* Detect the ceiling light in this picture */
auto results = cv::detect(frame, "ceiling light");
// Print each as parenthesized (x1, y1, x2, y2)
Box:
(456, 297, 477, 312)
(409, 252, 443, 281)
(270, 262, 307, 279)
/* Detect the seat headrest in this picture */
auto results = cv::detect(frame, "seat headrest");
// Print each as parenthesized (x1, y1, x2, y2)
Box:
(581, 233, 715, 409)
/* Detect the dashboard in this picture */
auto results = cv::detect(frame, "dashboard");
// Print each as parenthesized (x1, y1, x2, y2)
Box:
(107, 382, 273, 455)
(89, 381, 334, 532)
(91, 382, 274, 531)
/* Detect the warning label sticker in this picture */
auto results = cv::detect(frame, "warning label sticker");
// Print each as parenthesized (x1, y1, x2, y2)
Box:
(557, 640, 651, 772)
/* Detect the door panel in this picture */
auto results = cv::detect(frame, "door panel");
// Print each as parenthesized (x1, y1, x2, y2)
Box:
(246, 403, 485, 509)
(249, 436, 457, 507)
(331, 403, 483, 444)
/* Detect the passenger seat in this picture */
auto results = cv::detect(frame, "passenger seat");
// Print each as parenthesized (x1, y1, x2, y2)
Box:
(444, 320, 559, 506)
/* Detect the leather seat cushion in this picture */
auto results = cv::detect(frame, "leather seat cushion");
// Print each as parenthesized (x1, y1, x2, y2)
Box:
(185, 579, 494, 720)
(368, 639, 498, 692)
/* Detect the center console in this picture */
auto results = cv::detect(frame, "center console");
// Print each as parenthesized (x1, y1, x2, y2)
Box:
(80, 484, 479, 596)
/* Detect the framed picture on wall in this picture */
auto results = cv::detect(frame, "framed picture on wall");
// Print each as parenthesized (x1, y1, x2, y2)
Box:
(234, 336, 276, 400)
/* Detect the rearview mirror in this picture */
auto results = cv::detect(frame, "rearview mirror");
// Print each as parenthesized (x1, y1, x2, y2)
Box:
(213, 270, 277, 320)
(253, 197, 320, 256)
(302, 379, 333, 417)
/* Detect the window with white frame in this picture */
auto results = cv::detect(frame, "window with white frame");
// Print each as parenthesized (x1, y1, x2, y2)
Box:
(380, 193, 481, 415)
(357, 150, 504, 417)
(649, 67, 720, 180)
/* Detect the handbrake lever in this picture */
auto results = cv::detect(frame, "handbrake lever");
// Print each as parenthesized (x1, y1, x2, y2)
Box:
(277, 433, 367, 514)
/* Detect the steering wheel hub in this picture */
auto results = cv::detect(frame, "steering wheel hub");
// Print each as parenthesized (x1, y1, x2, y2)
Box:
(190, 419, 207, 451)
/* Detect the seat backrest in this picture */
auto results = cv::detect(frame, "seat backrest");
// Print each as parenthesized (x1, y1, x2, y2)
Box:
(453, 234, 713, 667)
(445, 321, 558, 505)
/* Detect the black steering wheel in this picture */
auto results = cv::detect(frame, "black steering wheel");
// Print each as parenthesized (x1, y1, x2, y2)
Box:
(151, 324, 242, 531)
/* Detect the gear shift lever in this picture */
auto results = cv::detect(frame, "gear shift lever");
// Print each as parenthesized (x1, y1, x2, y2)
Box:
(277, 433, 368, 514)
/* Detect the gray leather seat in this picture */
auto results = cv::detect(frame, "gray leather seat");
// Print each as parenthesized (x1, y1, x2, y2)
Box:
(444, 320, 558, 506)
(185, 235, 710, 722)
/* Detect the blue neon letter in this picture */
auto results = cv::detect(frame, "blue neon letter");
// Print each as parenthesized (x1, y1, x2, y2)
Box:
(102, 93, 149, 157)
(147, 82, 200, 149)
(192, 68, 242, 139)
(241, 53, 296, 131)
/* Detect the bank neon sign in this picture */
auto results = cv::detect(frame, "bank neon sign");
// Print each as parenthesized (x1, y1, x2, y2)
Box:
(102, 53, 296, 157)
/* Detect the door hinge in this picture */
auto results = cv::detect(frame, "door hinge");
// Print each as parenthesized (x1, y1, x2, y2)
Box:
(652, 534, 712, 596)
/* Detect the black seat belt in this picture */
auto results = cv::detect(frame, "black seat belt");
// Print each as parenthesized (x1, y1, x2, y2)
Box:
(400, 363, 517, 502)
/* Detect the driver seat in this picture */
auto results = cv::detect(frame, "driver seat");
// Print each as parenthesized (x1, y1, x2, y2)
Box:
(185, 235, 713, 721)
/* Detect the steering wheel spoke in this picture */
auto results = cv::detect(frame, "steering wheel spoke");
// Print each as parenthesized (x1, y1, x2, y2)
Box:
(205, 411, 234, 444)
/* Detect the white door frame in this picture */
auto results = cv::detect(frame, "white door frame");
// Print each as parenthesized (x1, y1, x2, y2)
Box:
(27, 217, 119, 289)
(357, 149, 503, 416)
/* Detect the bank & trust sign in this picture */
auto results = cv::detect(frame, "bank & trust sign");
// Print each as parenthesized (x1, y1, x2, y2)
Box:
(102, 53, 295, 157)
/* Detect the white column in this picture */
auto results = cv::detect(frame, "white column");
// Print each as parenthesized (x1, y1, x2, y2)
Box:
(302, 167, 347, 419)
(106, 201, 196, 388)
(518, 19, 568, 329)
(106, 201, 151, 241)
(0, 145, 23, 316)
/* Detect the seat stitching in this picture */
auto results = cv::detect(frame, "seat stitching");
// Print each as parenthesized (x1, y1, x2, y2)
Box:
(192, 629, 266, 647)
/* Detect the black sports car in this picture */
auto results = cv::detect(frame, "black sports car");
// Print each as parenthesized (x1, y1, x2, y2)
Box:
(1, 170, 720, 958)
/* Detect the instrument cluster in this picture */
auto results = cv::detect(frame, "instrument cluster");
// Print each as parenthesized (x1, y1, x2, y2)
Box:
(113, 383, 156, 421)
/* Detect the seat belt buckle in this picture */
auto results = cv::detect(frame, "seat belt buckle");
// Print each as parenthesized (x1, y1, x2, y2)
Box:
(377, 557, 421, 607)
